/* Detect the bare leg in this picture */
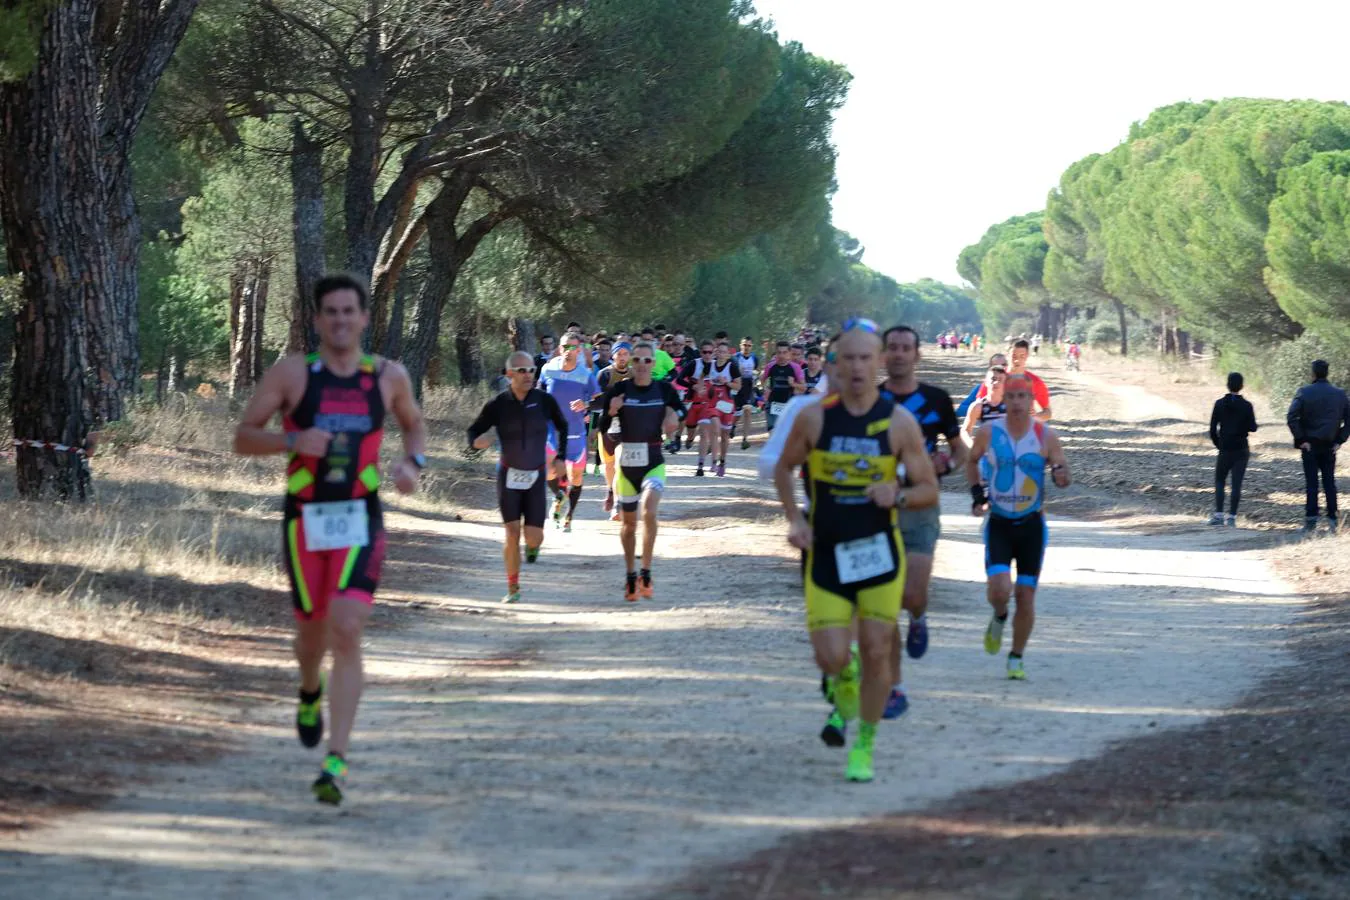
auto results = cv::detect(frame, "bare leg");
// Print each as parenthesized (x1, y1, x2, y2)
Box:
(620, 509, 638, 572)
(858, 618, 894, 724)
(1011, 584, 1036, 654)
(987, 572, 1012, 617)
(325, 596, 372, 757)
(811, 626, 852, 676)
(640, 490, 661, 568)
(523, 525, 543, 551)
(503, 522, 522, 578)
(295, 619, 326, 695)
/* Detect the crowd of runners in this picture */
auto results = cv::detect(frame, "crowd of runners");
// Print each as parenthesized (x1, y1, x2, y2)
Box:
(234, 274, 1074, 801)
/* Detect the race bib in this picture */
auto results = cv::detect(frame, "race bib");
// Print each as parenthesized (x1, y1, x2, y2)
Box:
(620, 443, 649, 467)
(505, 467, 539, 490)
(301, 500, 369, 551)
(769, 402, 786, 416)
(715, 400, 735, 415)
(607, 419, 622, 435)
(834, 532, 895, 585)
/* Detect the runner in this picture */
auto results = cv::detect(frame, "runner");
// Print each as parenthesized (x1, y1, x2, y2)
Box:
(684, 341, 742, 477)
(233, 273, 426, 805)
(974, 339, 1051, 421)
(539, 333, 600, 532)
(957, 352, 1009, 419)
(763, 341, 806, 433)
(533, 334, 556, 384)
(467, 352, 570, 604)
(599, 341, 686, 602)
(962, 364, 1008, 441)
(734, 337, 760, 450)
(588, 336, 614, 473)
(774, 321, 938, 782)
(965, 375, 1071, 680)
(878, 325, 966, 717)
(596, 342, 634, 520)
(804, 346, 829, 394)
(673, 339, 710, 453)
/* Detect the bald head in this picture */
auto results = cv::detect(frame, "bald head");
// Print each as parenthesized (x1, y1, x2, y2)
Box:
(506, 350, 532, 370)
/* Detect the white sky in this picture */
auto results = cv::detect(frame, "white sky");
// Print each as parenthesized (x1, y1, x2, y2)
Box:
(755, 0, 1350, 284)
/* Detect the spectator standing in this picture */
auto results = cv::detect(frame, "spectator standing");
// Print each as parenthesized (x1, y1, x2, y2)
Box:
(1286, 359, 1350, 533)
(1209, 372, 1257, 526)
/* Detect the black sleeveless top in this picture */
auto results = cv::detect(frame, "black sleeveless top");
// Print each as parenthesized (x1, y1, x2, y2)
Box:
(283, 353, 386, 516)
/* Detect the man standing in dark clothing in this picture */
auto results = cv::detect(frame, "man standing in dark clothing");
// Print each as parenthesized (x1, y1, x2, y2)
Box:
(1287, 359, 1350, 533)
(1209, 372, 1257, 526)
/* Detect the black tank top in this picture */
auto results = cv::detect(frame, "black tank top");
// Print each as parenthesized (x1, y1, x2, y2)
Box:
(806, 394, 898, 544)
(284, 353, 386, 514)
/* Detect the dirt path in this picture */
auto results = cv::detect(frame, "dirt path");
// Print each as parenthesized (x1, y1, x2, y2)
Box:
(0, 367, 1302, 899)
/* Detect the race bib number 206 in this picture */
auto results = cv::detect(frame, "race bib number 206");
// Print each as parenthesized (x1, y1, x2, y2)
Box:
(302, 500, 370, 551)
(834, 532, 895, 584)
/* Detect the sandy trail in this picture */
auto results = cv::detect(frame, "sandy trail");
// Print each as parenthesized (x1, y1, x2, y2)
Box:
(1, 406, 1297, 899)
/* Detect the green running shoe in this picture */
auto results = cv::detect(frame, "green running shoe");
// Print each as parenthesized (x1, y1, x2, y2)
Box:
(828, 648, 861, 722)
(846, 744, 874, 782)
(296, 677, 324, 749)
(503, 589, 521, 604)
(984, 615, 1005, 655)
(312, 753, 347, 805)
(525, 546, 540, 564)
(1007, 655, 1026, 680)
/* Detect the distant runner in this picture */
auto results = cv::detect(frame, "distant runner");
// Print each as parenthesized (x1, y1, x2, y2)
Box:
(234, 273, 427, 806)
(774, 320, 938, 782)
(965, 375, 1071, 680)
(734, 337, 760, 450)
(467, 352, 570, 604)
(974, 340, 1051, 421)
(539, 334, 600, 532)
(763, 341, 806, 432)
(596, 342, 634, 521)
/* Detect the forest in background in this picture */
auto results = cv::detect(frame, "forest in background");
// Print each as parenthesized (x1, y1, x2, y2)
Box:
(959, 98, 1350, 404)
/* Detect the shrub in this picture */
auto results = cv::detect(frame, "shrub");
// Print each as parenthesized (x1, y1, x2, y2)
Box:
(1088, 320, 1121, 349)
(1260, 333, 1350, 410)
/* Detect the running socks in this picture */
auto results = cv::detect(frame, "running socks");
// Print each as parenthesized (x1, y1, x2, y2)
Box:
(550, 479, 565, 501)
(299, 684, 322, 706)
(640, 567, 652, 587)
(525, 546, 540, 564)
(858, 720, 877, 749)
(508, 573, 520, 592)
(567, 484, 583, 516)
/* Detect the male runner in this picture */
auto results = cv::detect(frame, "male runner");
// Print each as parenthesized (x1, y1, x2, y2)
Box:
(965, 375, 1071, 680)
(763, 341, 806, 433)
(539, 333, 600, 532)
(974, 340, 1051, 421)
(599, 341, 685, 601)
(734, 337, 759, 450)
(467, 352, 569, 603)
(588, 337, 614, 472)
(674, 340, 714, 454)
(790, 343, 806, 367)
(879, 325, 965, 713)
(597, 342, 634, 520)
(533, 334, 556, 384)
(804, 346, 829, 394)
(963, 365, 1007, 441)
(686, 341, 742, 477)
(775, 321, 938, 782)
(957, 352, 1009, 419)
(234, 273, 426, 805)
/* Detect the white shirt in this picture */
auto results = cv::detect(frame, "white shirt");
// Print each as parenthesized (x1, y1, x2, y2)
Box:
(756, 393, 826, 481)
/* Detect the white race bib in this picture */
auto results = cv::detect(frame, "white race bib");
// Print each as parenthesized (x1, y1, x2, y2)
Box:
(620, 443, 650, 467)
(607, 418, 622, 435)
(834, 532, 895, 585)
(301, 500, 370, 552)
(769, 402, 787, 416)
(505, 467, 539, 490)
(715, 400, 735, 414)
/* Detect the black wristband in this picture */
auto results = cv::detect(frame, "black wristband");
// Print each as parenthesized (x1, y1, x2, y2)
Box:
(970, 483, 988, 505)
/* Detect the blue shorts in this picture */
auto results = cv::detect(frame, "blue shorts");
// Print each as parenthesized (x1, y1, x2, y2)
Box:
(547, 430, 588, 466)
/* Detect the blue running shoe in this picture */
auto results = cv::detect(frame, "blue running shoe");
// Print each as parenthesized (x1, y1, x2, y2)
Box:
(906, 615, 929, 659)
(882, 687, 909, 720)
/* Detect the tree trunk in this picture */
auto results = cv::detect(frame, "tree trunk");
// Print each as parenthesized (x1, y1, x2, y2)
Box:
(229, 260, 264, 397)
(169, 353, 185, 393)
(290, 119, 323, 354)
(156, 352, 168, 404)
(403, 196, 463, 398)
(252, 259, 270, 382)
(383, 274, 408, 359)
(1176, 328, 1191, 360)
(1114, 299, 1128, 356)
(454, 309, 484, 385)
(509, 317, 537, 354)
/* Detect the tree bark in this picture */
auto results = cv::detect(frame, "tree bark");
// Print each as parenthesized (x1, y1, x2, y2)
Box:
(252, 259, 270, 382)
(1176, 328, 1191, 361)
(229, 259, 268, 397)
(289, 119, 323, 354)
(454, 309, 484, 385)
(509, 317, 537, 354)
(383, 274, 408, 359)
(1114, 299, 1128, 356)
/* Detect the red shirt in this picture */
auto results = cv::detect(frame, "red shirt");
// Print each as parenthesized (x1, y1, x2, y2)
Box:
(977, 370, 1050, 410)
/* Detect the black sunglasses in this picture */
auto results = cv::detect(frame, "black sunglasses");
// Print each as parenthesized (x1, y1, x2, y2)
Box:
(512, 366, 536, 374)
(632, 357, 654, 364)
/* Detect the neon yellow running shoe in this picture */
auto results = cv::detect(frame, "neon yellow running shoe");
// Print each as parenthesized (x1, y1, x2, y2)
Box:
(1007, 655, 1026, 680)
(312, 753, 347, 805)
(984, 614, 1005, 655)
(846, 744, 874, 782)
(828, 647, 861, 722)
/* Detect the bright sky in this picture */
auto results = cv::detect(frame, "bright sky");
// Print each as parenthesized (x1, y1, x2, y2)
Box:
(756, 0, 1350, 285)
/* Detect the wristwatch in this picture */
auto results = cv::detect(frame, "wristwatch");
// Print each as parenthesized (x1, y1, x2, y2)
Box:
(408, 453, 428, 470)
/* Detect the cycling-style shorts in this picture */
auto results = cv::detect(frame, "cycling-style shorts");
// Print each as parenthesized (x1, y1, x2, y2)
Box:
(984, 512, 1047, 587)
(598, 431, 620, 464)
(736, 385, 756, 412)
(547, 430, 588, 466)
(616, 457, 667, 512)
(498, 465, 547, 529)
(804, 529, 905, 632)
(283, 501, 385, 622)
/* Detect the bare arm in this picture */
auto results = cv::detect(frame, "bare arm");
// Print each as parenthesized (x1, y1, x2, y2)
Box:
(234, 357, 306, 456)
(1045, 428, 1071, 488)
(964, 425, 993, 515)
(945, 427, 970, 473)
(774, 406, 819, 549)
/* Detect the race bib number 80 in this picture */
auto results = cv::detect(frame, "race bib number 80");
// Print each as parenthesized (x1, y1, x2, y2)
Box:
(302, 500, 370, 551)
(620, 443, 650, 467)
(834, 532, 895, 584)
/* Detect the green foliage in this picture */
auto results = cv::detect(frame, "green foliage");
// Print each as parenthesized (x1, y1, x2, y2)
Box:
(1087, 320, 1121, 349)
(957, 213, 1048, 335)
(0, 1, 52, 82)
(1260, 333, 1350, 409)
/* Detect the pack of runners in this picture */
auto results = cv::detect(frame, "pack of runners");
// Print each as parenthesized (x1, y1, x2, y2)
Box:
(236, 282, 1074, 799)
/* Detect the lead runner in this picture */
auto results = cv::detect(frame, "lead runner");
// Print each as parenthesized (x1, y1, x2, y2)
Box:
(234, 272, 427, 805)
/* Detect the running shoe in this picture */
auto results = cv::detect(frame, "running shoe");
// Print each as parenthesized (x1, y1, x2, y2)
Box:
(820, 710, 847, 747)
(624, 575, 639, 603)
(715, 460, 726, 477)
(906, 615, 929, 659)
(503, 589, 521, 604)
(828, 648, 861, 721)
(1225, 514, 1237, 527)
(551, 495, 565, 525)
(1007, 655, 1026, 680)
(741, 438, 750, 451)
(603, 493, 614, 514)
(695, 465, 705, 477)
(640, 573, 654, 600)
(984, 614, 1006, 655)
(684, 435, 694, 449)
(525, 546, 540, 564)
(312, 753, 347, 805)
(1208, 511, 1225, 526)
(845, 744, 874, 783)
(666, 439, 680, 455)
(882, 687, 908, 720)
(562, 519, 572, 533)
(592, 461, 601, 475)
(296, 680, 324, 749)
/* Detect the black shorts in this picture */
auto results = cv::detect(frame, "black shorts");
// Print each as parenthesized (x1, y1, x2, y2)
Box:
(736, 385, 756, 411)
(983, 512, 1047, 587)
(498, 466, 547, 528)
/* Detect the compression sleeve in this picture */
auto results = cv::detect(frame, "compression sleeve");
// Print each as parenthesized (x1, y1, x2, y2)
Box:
(597, 383, 624, 435)
(662, 381, 687, 418)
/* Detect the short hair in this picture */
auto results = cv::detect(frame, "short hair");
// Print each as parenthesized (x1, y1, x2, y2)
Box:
(790, 343, 805, 351)
(596, 337, 612, 349)
(1005, 374, 1033, 392)
(883, 325, 919, 348)
(593, 331, 608, 342)
(1227, 372, 1244, 392)
(662, 333, 675, 343)
(1013, 339, 1031, 351)
(633, 340, 655, 354)
(776, 340, 790, 349)
(1313, 359, 1330, 379)
(700, 339, 715, 349)
(806, 346, 823, 358)
(640, 328, 655, 337)
(506, 350, 533, 370)
(565, 321, 581, 331)
(313, 272, 369, 311)
(653, 323, 667, 332)
(990, 352, 1008, 365)
(714, 331, 728, 340)
(742, 335, 753, 342)
(540, 334, 555, 345)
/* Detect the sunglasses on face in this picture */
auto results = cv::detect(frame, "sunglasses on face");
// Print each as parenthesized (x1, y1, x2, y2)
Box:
(632, 357, 654, 365)
(701, 350, 714, 355)
(512, 366, 536, 374)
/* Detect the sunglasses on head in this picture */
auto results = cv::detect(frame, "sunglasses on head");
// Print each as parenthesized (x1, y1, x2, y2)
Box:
(842, 317, 880, 334)
(512, 366, 536, 374)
